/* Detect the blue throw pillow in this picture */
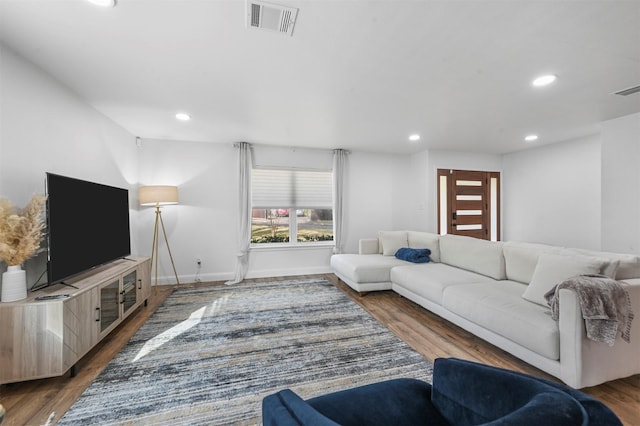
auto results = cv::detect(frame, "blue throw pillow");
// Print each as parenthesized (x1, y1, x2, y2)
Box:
(395, 247, 431, 263)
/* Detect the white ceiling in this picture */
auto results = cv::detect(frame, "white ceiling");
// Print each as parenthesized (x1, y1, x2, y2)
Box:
(1, 0, 639, 155)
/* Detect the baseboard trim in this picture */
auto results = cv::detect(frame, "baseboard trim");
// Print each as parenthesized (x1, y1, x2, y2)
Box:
(152, 267, 334, 286)
(244, 266, 333, 279)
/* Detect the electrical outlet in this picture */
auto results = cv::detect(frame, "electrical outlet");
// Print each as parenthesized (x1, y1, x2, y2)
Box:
(196, 258, 202, 267)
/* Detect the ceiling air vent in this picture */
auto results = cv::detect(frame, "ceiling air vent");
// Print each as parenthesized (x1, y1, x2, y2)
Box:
(247, 1, 298, 36)
(614, 85, 640, 96)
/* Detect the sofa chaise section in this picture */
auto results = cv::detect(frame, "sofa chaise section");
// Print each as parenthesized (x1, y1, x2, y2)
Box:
(330, 231, 640, 388)
(330, 253, 408, 292)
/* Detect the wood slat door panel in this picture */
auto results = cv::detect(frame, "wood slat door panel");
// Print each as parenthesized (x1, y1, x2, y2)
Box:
(454, 200, 483, 210)
(451, 170, 487, 238)
(455, 215, 484, 225)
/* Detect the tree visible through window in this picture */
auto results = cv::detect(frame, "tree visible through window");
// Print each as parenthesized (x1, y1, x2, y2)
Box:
(251, 169, 333, 244)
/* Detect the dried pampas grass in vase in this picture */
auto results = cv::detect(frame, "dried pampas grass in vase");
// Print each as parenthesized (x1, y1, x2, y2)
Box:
(1, 194, 47, 302)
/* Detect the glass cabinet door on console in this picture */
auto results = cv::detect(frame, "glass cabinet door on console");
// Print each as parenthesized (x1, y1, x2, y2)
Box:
(100, 279, 120, 333)
(122, 271, 137, 315)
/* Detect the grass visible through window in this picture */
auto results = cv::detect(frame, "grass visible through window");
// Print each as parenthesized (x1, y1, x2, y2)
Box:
(251, 209, 333, 243)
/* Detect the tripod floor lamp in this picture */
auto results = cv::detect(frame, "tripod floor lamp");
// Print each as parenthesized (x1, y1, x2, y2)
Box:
(139, 185, 180, 288)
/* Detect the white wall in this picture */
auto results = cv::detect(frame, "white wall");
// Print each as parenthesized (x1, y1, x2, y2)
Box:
(0, 44, 139, 287)
(347, 148, 503, 243)
(138, 117, 640, 282)
(406, 150, 430, 231)
(0, 44, 423, 284)
(136, 143, 416, 281)
(136, 138, 238, 283)
(601, 113, 640, 254)
(502, 135, 602, 249)
(342, 151, 414, 254)
(4, 40, 639, 288)
(136, 142, 337, 282)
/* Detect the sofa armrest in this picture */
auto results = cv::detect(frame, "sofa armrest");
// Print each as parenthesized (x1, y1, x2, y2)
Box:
(558, 280, 640, 388)
(308, 378, 444, 425)
(263, 379, 442, 426)
(263, 390, 339, 426)
(359, 238, 379, 255)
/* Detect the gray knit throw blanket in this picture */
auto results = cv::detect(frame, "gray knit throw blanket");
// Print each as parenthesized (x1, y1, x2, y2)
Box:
(544, 274, 634, 346)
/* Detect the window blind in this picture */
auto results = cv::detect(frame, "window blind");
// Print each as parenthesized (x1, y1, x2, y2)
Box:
(252, 169, 333, 208)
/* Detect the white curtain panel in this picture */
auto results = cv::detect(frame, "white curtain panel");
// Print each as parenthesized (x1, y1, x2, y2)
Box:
(226, 142, 252, 285)
(333, 149, 349, 254)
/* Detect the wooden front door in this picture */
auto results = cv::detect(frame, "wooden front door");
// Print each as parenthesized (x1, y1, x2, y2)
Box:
(437, 169, 500, 241)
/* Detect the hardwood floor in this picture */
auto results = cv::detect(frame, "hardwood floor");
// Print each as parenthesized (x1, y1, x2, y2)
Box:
(327, 275, 640, 426)
(1, 274, 638, 425)
(0, 286, 174, 426)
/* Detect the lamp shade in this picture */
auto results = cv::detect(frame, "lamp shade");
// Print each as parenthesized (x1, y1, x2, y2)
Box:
(87, 0, 116, 7)
(139, 185, 179, 206)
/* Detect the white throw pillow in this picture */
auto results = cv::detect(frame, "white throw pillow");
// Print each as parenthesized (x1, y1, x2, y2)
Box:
(378, 231, 408, 256)
(522, 253, 607, 306)
(601, 259, 620, 279)
(565, 248, 635, 279)
(503, 241, 564, 284)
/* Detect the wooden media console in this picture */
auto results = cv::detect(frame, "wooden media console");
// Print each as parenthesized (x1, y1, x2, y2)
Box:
(0, 257, 151, 384)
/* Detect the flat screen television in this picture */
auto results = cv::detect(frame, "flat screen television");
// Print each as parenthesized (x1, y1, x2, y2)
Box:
(45, 173, 131, 287)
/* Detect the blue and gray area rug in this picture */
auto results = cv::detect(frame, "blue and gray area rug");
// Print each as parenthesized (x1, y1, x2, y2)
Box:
(58, 277, 433, 425)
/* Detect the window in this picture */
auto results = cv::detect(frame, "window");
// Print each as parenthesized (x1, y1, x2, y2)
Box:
(251, 169, 333, 245)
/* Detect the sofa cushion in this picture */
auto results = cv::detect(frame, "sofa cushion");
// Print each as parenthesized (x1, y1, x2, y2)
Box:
(359, 238, 380, 255)
(431, 358, 588, 425)
(378, 231, 409, 256)
(263, 389, 340, 426)
(391, 263, 494, 305)
(503, 241, 566, 284)
(439, 234, 506, 280)
(522, 253, 607, 307)
(307, 378, 445, 426)
(330, 254, 408, 284)
(503, 242, 638, 284)
(566, 248, 640, 280)
(407, 231, 441, 263)
(443, 281, 560, 360)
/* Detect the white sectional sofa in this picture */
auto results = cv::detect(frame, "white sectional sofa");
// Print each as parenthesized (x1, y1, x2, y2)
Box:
(330, 231, 640, 388)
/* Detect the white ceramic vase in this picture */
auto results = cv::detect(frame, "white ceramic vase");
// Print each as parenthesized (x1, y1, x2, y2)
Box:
(1, 265, 27, 302)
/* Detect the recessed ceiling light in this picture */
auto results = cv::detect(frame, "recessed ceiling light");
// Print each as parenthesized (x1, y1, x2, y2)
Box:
(532, 74, 557, 87)
(408, 134, 421, 142)
(525, 135, 538, 142)
(175, 113, 191, 121)
(87, 0, 116, 7)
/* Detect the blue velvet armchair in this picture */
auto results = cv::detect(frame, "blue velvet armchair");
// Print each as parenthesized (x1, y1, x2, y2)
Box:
(262, 358, 621, 425)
